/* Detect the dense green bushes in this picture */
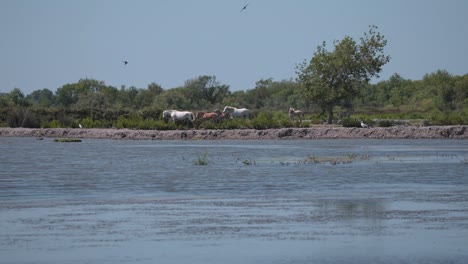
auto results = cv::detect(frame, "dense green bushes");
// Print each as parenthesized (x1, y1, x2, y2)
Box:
(428, 109, 468, 125)
(3, 105, 467, 129)
(16, 110, 310, 130)
(1, 70, 467, 128)
(7, 108, 41, 128)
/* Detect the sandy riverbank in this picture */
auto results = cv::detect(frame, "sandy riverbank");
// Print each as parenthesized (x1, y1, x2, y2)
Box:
(1, 126, 467, 140)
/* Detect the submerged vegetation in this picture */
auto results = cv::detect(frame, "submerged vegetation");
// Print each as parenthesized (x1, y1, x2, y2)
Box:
(54, 138, 82, 142)
(301, 153, 371, 165)
(251, 153, 466, 166)
(194, 151, 209, 166)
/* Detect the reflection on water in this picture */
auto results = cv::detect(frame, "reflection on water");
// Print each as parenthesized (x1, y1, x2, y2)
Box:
(0, 137, 467, 263)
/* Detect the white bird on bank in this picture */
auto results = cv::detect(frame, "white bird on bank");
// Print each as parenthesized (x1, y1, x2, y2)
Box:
(360, 120, 368, 128)
(79, 124, 82, 128)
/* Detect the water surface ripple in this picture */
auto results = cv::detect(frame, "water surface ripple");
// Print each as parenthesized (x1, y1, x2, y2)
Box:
(1, 137, 467, 263)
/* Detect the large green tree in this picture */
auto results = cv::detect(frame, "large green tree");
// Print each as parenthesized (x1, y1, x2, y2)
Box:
(184, 75, 231, 108)
(26, 88, 55, 107)
(7, 88, 29, 107)
(296, 26, 390, 123)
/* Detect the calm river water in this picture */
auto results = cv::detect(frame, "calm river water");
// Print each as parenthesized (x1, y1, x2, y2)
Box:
(1, 137, 468, 263)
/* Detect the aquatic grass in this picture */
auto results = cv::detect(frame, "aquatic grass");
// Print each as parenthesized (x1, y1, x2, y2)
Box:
(302, 153, 371, 165)
(193, 151, 209, 165)
(242, 159, 255, 165)
(304, 155, 321, 164)
(54, 138, 82, 142)
(347, 153, 359, 160)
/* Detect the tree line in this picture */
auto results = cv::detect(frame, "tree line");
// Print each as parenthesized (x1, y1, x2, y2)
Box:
(1, 27, 467, 129)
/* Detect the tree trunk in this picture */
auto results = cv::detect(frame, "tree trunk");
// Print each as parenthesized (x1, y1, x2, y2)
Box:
(327, 106, 334, 124)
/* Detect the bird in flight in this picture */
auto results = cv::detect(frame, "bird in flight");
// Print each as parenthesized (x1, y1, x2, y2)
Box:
(240, 3, 249, 12)
(122, 60, 128, 65)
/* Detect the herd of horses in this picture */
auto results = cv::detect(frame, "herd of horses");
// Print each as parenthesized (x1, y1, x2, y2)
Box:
(162, 106, 304, 125)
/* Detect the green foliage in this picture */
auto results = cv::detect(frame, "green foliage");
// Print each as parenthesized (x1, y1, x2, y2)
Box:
(252, 111, 275, 129)
(7, 88, 30, 107)
(428, 109, 468, 125)
(218, 118, 253, 129)
(185, 75, 230, 106)
(115, 114, 143, 129)
(341, 118, 361, 128)
(79, 117, 100, 128)
(193, 151, 209, 165)
(297, 25, 391, 124)
(26, 88, 55, 107)
(47, 120, 61, 128)
(7, 108, 40, 128)
(376, 119, 394, 127)
(54, 138, 82, 142)
(1, 66, 468, 129)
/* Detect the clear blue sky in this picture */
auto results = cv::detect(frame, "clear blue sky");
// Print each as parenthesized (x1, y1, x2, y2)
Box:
(1, 0, 467, 95)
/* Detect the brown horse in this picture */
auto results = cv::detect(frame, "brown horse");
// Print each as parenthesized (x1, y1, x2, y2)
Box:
(289, 107, 304, 123)
(196, 111, 206, 120)
(196, 111, 220, 124)
(217, 111, 231, 122)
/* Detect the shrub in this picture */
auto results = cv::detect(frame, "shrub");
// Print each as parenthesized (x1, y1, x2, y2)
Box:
(301, 121, 311, 127)
(341, 118, 361, 127)
(115, 114, 142, 129)
(48, 120, 61, 128)
(219, 118, 253, 129)
(428, 110, 468, 125)
(7, 108, 40, 128)
(377, 119, 394, 127)
(253, 111, 276, 129)
(80, 117, 96, 128)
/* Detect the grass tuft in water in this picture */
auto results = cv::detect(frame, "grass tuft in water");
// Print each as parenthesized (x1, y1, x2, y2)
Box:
(54, 138, 82, 142)
(301, 153, 371, 165)
(194, 151, 209, 165)
(242, 159, 256, 165)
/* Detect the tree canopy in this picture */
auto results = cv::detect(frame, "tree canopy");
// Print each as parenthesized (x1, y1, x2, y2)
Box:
(296, 25, 391, 123)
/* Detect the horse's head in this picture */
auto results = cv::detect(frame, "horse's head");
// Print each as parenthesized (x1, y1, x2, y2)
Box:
(289, 108, 295, 114)
(196, 112, 205, 120)
(223, 106, 233, 113)
(220, 112, 231, 120)
(162, 110, 173, 119)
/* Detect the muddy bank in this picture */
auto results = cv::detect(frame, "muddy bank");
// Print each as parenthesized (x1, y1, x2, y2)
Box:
(1, 126, 467, 140)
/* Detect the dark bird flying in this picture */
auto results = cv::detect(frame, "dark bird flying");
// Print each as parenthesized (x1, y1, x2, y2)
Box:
(123, 60, 128, 65)
(240, 3, 249, 12)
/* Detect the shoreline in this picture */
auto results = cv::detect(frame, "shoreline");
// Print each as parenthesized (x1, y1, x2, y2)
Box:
(1, 126, 467, 140)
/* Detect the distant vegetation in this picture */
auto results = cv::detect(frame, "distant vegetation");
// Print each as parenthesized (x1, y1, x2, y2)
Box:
(1, 27, 467, 129)
(1, 70, 466, 129)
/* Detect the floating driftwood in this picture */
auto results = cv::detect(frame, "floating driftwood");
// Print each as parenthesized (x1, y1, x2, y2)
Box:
(54, 138, 82, 142)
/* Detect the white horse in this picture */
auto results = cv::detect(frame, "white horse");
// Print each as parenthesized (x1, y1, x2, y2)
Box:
(289, 107, 304, 123)
(163, 110, 195, 123)
(163, 110, 176, 119)
(223, 106, 250, 119)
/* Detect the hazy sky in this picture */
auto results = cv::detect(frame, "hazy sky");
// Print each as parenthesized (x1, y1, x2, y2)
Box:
(1, 0, 467, 94)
